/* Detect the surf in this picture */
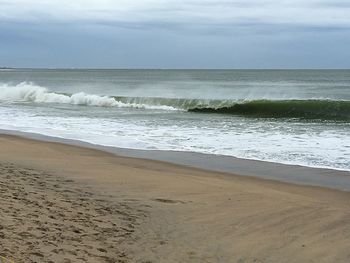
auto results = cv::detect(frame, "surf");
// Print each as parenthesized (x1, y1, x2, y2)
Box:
(1, 82, 349, 120)
(0, 82, 178, 111)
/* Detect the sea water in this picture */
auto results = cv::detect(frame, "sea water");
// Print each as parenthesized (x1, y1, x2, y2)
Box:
(0, 69, 349, 171)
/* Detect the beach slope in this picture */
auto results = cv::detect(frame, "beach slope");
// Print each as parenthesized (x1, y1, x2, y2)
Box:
(0, 135, 349, 263)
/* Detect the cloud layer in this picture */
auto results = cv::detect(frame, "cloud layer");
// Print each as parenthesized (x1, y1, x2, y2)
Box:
(0, 0, 349, 68)
(1, 0, 350, 28)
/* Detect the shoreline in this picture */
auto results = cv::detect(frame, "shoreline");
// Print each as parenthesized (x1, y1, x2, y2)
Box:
(1, 132, 350, 262)
(1, 129, 350, 191)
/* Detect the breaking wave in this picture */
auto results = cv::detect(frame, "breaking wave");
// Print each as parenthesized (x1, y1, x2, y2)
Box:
(189, 100, 350, 120)
(0, 82, 177, 111)
(1, 82, 349, 120)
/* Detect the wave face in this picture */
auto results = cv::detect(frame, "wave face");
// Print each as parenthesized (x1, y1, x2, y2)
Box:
(189, 100, 350, 120)
(114, 96, 350, 120)
(1, 82, 349, 120)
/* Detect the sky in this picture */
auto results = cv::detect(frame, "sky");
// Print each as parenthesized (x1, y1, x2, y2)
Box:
(0, 0, 350, 68)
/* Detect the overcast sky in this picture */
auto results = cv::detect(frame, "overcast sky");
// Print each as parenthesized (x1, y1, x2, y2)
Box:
(1, 0, 350, 68)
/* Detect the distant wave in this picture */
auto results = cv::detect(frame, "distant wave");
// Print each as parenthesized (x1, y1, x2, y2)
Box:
(189, 100, 350, 120)
(1, 82, 349, 120)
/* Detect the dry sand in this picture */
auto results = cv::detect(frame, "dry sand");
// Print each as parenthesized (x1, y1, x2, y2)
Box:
(0, 134, 350, 263)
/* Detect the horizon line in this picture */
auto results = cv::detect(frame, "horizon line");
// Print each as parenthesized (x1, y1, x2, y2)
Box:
(1, 67, 350, 70)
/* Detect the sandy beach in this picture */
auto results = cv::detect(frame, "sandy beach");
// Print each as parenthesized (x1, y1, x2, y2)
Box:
(1, 134, 350, 263)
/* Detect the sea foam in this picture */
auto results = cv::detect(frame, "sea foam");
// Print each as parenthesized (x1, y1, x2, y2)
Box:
(0, 82, 177, 110)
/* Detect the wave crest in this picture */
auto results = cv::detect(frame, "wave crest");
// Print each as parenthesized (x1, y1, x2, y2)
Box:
(1, 82, 349, 120)
(0, 82, 177, 110)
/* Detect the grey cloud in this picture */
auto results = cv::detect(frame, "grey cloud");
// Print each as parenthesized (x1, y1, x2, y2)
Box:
(1, 0, 350, 68)
(0, 0, 350, 29)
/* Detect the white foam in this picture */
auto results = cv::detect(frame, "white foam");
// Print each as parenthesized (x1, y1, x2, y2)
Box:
(0, 82, 178, 111)
(0, 100, 349, 172)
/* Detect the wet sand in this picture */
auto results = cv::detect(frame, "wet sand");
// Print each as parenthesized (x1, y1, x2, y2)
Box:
(1, 134, 350, 263)
(1, 129, 350, 191)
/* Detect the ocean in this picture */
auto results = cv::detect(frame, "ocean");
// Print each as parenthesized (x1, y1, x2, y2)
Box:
(0, 69, 349, 171)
